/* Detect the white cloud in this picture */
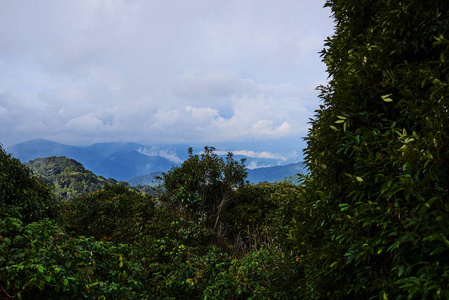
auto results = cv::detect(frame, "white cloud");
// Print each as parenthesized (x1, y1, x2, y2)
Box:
(63, 114, 109, 132)
(138, 147, 183, 164)
(215, 150, 288, 161)
(0, 0, 334, 155)
(175, 69, 256, 100)
(246, 161, 273, 170)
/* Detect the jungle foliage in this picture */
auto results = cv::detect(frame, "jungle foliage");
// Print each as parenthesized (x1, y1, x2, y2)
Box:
(1, 144, 301, 299)
(26, 156, 118, 201)
(161, 146, 247, 229)
(289, 0, 449, 298)
(2, 0, 449, 298)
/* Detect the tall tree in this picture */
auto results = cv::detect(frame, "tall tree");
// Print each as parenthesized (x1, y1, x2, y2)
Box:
(162, 146, 247, 228)
(291, 0, 449, 298)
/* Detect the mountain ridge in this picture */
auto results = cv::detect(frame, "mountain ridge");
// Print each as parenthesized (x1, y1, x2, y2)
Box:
(7, 138, 306, 183)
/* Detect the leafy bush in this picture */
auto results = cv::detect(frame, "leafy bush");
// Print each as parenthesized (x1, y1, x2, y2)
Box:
(204, 246, 300, 299)
(0, 208, 145, 299)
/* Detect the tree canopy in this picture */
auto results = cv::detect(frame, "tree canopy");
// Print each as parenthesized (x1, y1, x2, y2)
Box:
(161, 146, 247, 228)
(290, 0, 449, 298)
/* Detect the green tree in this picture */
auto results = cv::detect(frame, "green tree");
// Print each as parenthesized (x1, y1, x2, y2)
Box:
(224, 182, 300, 254)
(0, 145, 59, 222)
(290, 0, 449, 298)
(63, 183, 155, 243)
(162, 146, 247, 228)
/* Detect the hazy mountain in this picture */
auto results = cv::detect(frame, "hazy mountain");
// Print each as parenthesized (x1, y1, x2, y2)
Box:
(7, 139, 177, 181)
(7, 139, 83, 162)
(7, 139, 305, 182)
(246, 162, 307, 184)
(276, 174, 302, 185)
(128, 172, 164, 187)
(129, 162, 307, 185)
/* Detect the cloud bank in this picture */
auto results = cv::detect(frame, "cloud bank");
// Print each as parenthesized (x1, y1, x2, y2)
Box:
(0, 0, 334, 157)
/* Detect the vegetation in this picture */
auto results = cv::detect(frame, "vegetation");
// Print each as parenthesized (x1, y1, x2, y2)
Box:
(1, 147, 146, 299)
(2, 0, 449, 298)
(161, 146, 247, 229)
(0, 147, 59, 223)
(288, 0, 449, 298)
(27, 156, 117, 201)
(1, 144, 301, 299)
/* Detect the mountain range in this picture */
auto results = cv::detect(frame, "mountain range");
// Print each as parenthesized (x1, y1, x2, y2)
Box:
(6, 138, 306, 183)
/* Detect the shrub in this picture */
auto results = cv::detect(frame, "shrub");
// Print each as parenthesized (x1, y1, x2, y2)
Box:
(204, 246, 300, 299)
(0, 209, 146, 299)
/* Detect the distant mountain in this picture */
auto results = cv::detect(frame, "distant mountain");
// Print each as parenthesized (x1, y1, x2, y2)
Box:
(128, 172, 164, 187)
(246, 162, 307, 184)
(26, 156, 117, 201)
(129, 162, 307, 185)
(7, 139, 305, 182)
(7, 139, 82, 162)
(7, 139, 178, 181)
(276, 174, 302, 185)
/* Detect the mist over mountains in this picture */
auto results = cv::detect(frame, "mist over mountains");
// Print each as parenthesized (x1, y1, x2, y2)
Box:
(6, 138, 306, 183)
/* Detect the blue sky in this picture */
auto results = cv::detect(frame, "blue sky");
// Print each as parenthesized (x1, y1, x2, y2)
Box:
(0, 0, 334, 162)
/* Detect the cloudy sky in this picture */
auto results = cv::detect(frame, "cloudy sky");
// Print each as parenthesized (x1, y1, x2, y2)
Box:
(0, 0, 334, 159)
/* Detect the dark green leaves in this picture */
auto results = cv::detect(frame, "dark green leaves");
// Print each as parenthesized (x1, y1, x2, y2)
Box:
(290, 0, 449, 298)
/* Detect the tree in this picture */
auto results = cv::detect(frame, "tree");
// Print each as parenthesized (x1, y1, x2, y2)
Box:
(161, 146, 247, 228)
(0, 144, 59, 222)
(63, 183, 155, 243)
(290, 0, 449, 298)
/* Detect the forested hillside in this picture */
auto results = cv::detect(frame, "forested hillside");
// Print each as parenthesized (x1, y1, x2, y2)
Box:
(26, 157, 117, 201)
(1, 144, 302, 299)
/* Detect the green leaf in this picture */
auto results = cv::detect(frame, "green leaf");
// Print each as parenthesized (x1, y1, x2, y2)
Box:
(330, 261, 339, 268)
(398, 266, 405, 277)
(381, 94, 393, 102)
(430, 247, 446, 256)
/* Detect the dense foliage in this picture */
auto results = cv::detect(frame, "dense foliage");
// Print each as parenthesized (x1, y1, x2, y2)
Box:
(1, 144, 300, 299)
(289, 0, 449, 298)
(0, 147, 59, 223)
(27, 156, 117, 201)
(0, 147, 146, 299)
(3, 0, 448, 298)
(161, 146, 247, 229)
(224, 182, 300, 253)
(63, 183, 155, 243)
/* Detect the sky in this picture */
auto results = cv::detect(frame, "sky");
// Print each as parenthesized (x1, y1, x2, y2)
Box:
(0, 0, 334, 160)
